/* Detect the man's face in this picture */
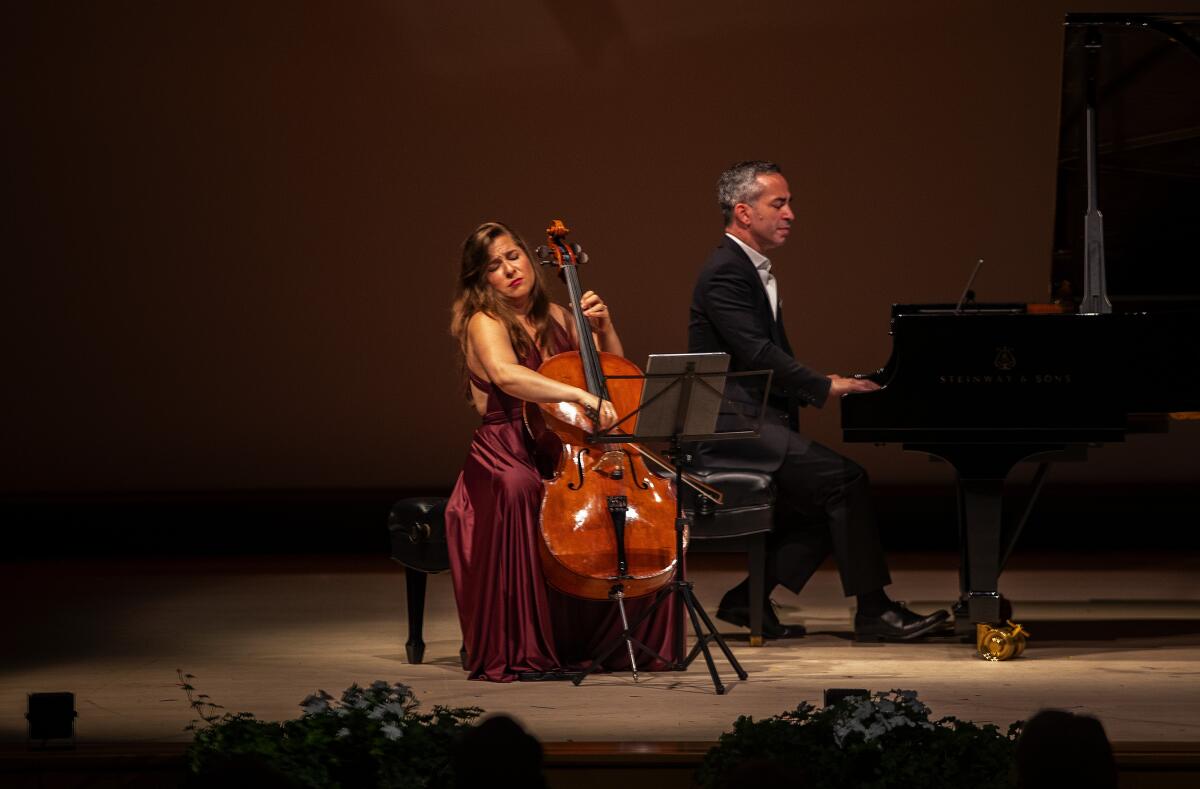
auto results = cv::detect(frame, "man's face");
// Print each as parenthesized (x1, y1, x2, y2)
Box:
(738, 173, 794, 252)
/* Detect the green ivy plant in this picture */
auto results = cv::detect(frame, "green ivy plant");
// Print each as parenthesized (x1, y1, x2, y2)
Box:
(178, 670, 482, 788)
(697, 690, 1021, 789)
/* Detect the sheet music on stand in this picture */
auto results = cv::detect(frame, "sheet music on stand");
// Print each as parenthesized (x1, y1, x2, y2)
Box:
(595, 353, 771, 445)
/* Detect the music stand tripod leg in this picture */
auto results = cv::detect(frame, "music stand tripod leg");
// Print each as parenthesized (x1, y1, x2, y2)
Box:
(677, 580, 752, 694)
(665, 436, 747, 692)
(683, 590, 724, 694)
(685, 585, 747, 680)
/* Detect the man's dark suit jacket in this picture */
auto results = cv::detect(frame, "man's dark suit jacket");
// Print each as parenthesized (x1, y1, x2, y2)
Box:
(688, 235, 833, 472)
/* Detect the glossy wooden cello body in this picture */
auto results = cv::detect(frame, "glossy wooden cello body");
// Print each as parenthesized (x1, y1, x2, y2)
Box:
(525, 220, 679, 600)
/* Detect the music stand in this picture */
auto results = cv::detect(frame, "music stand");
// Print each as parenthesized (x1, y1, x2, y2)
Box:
(572, 355, 771, 694)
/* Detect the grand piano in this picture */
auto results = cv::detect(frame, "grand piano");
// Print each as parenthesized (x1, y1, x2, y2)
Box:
(841, 13, 1200, 641)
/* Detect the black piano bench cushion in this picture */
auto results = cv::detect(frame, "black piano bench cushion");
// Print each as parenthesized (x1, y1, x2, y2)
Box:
(388, 497, 451, 574)
(682, 469, 777, 541)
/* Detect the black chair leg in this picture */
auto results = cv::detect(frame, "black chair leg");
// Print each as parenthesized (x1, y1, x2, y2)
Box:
(748, 533, 765, 646)
(460, 642, 468, 670)
(404, 569, 428, 664)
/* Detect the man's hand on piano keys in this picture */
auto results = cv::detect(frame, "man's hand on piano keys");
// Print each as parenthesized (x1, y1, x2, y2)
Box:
(829, 374, 881, 397)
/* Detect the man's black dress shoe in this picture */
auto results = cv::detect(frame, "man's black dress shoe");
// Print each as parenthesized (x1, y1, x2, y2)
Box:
(854, 603, 950, 642)
(716, 599, 807, 639)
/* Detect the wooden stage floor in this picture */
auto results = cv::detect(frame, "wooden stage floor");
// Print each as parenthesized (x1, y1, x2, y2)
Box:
(2, 552, 1199, 747)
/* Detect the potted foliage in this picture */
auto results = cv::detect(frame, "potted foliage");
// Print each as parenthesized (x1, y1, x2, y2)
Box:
(697, 690, 1021, 789)
(179, 671, 481, 788)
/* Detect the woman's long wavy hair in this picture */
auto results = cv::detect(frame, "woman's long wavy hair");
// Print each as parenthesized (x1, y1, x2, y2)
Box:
(450, 222, 555, 393)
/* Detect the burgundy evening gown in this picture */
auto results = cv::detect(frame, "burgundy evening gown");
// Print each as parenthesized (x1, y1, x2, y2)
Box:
(445, 322, 680, 682)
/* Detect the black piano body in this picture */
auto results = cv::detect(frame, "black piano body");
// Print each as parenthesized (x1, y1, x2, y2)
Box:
(842, 303, 1200, 628)
(842, 12, 1200, 632)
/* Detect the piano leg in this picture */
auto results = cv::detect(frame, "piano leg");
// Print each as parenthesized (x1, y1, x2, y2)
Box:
(908, 443, 1065, 636)
(956, 481, 968, 598)
(959, 477, 1004, 624)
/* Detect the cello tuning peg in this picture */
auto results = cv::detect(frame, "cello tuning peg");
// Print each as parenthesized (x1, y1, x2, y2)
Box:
(576, 250, 589, 264)
(570, 242, 584, 254)
(535, 245, 554, 263)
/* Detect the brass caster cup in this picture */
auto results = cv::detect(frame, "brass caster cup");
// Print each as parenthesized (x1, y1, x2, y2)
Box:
(976, 620, 1030, 661)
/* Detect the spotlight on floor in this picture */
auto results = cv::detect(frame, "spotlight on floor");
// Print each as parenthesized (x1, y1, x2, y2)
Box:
(27, 692, 77, 747)
(823, 688, 870, 707)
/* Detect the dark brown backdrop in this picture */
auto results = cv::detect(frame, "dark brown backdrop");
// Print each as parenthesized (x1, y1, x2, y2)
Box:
(5, 0, 1197, 499)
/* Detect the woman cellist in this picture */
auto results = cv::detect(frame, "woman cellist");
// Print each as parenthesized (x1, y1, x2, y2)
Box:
(446, 221, 678, 682)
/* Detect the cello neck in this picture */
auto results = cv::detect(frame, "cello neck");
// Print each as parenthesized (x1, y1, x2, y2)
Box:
(544, 220, 609, 402)
(561, 262, 609, 400)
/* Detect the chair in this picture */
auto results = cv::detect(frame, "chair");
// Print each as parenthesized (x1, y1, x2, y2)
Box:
(387, 497, 459, 666)
(680, 468, 777, 646)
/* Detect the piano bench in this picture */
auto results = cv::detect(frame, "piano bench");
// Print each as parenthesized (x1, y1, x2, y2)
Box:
(682, 469, 776, 647)
(387, 497, 467, 667)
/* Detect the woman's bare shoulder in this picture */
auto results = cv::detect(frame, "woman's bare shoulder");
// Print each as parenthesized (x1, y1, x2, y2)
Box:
(466, 310, 503, 335)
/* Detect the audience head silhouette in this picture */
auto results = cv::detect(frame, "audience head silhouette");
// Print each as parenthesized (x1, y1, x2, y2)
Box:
(1016, 709, 1116, 789)
(453, 714, 546, 789)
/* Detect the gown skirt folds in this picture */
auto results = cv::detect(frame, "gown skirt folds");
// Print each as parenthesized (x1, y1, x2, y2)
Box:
(445, 323, 680, 682)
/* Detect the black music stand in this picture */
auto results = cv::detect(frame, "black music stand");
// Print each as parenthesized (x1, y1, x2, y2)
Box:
(571, 357, 771, 695)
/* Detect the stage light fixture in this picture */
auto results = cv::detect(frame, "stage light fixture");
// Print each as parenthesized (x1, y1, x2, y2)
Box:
(26, 692, 77, 745)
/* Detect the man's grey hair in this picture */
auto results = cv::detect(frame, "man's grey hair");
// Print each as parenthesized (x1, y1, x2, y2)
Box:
(717, 160, 782, 226)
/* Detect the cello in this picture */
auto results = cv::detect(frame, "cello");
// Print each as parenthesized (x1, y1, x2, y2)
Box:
(525, 220, 681, 601)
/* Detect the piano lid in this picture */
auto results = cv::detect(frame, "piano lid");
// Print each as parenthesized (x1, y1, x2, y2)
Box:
(1051, 13, 1200, 312)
